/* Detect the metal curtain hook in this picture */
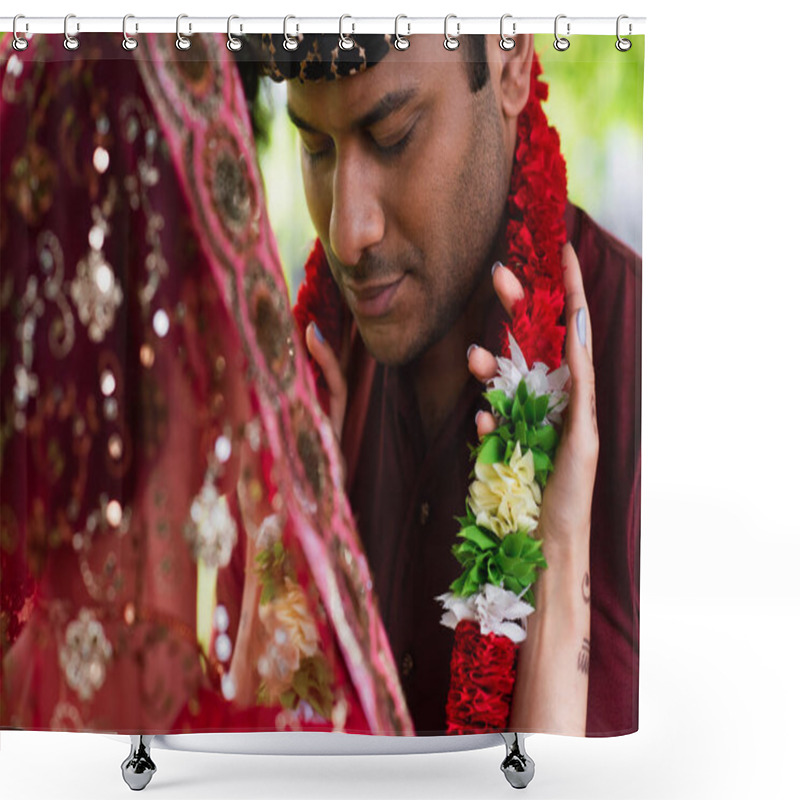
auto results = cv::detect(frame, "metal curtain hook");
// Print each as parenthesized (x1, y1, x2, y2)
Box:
(394, 15, 410, 51)
(176, 14, 191, 50)
(227, 15, 242, 52)
(500, 14, 515, 51)
(339, 15, 355, 50)
(554, 14, 570, 51)
(283, 15, 299, 51)
(12, 14, 29, 51)
(64, 13, 79, 51)
(122, 15, 138, 51)
(616, 15, 632, 51)
(443, 14, 459, 51)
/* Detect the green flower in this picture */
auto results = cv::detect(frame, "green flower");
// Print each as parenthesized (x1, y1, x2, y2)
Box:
(477, 379, 560, 486)
(449, 527, 547, 606)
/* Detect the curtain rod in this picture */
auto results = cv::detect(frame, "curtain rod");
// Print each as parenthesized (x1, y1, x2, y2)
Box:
(1, 16, 646, 37)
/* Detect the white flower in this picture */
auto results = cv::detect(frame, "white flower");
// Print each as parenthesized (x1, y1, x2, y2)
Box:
(468, 441, 542, 538)
(488, 334, 571, 425)
(437, 585, 534, 643)
(437, 592, 478, 630)
(474, 584, 534, 642)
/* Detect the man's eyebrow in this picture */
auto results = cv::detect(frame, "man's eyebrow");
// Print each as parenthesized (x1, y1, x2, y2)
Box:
(286, 104, 319, 134)
(286, 87, 419, 134)
(354, 87, 419, 128)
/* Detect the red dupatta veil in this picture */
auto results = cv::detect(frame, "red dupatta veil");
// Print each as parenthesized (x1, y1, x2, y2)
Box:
(0, 33, 411, 735)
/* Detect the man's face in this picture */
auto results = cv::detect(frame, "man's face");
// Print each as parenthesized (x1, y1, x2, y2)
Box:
(287, 36, 511, 366)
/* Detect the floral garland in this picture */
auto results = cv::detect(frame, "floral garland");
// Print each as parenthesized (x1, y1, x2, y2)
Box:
(437, 53, 569, 735)
(293, 53, 569, 733)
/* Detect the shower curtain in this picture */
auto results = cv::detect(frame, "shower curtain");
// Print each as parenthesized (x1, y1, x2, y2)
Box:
(0, 30, 642, 739)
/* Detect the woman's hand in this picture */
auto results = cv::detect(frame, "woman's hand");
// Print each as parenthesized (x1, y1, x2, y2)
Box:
(305, 322, 348, 443)
(467, 243, 596, 735)
(467, 243, 598, 556)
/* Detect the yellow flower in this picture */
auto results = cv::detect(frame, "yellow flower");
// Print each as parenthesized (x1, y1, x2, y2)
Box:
(258, 578, 319, 657)
(257, 616, 301, 701)
(272, 579, 320, 659)
(468, 441, 542, 538)
(257, 578, 321, 703)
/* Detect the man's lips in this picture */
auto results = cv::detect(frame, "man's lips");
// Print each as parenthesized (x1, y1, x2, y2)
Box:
(346, 275, 405, 318)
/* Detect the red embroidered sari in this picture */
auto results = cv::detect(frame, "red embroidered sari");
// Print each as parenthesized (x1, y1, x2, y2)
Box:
(0, 33, 411, 735)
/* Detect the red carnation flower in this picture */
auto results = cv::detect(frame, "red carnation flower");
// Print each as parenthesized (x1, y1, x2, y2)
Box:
(446, 620, 518, 734)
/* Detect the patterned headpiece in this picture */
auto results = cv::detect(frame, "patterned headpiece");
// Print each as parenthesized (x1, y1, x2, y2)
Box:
(244, 33, 394, 83)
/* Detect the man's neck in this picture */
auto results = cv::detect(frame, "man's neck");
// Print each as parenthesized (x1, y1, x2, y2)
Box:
(411, 266, 498, 445)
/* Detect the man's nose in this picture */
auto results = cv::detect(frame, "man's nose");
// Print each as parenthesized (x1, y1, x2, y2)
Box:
(328, 149, 385, 268)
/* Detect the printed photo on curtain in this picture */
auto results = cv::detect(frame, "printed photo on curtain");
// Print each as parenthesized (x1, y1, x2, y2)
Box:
(0, 29, 643, 740)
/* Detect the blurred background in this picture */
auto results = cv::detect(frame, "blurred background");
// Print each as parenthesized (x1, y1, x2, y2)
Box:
(251, 34, 644, 301)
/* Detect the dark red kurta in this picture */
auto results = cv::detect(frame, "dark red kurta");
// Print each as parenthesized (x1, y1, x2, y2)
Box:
(344, 203, 641, 736)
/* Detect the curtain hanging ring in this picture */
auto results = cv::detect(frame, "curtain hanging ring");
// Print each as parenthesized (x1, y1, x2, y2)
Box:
(394, 15, 410, 51)
(499, 14, 516, 51)
(339, 15, 355, 51)
(64, 13, 79, 51)
(283, 15, 299, 51)
(616, 15, 632, 51)
(122, 15, 138, 51)
(443, 14, 460, 51)
(554, 14, 570, 51)
(176, 14, 191, 51)
(227, 15, 242, 52)
(12, 15, 29, 51)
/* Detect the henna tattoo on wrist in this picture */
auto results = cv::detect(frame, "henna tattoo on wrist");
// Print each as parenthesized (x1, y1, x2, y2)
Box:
(578, 637, 590, 675)
(581, 572, 591, 604)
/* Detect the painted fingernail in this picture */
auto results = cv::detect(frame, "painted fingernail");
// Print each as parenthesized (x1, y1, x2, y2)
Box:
(312, 321, 325, 343)
(467, 344, 477, 361)
(491, 261, 503, 276)
(577, 308, 587, 347)
(475, 411, 483, 425)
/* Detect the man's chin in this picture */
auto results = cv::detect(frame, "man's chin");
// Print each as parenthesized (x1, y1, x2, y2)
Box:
(358, 323, 419, 367)
(360, 336, 410, 367)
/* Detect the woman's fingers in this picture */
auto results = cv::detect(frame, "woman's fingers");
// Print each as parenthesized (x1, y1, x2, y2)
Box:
(492, 262, 526, 317)
(467, 344, 497, 383)
(561, 243, 597, 450)
(306, 322, 347, 441)
(563, 241, 593, 361)
(476, 410, 497, 439)
(469, 263, 523, 437)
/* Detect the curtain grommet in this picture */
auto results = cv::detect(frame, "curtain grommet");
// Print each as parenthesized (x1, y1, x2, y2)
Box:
(500, 14, 516, 51)
(394, 15, 410, 51)
(227, 15, 242, 52)
(176, 14, 191, 51)
(63, 13, 79, 51)
(444, 14, 460, 51)
(554, 14, 570, 52)
(122, 14, 138, 51)
(283, 15, 299, 52)
(616, 15, 632, 51)
(12, 15, 29, 51)
(339, 14, 355, 51)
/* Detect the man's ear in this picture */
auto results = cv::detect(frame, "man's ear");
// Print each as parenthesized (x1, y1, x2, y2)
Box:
(497, 34, 535, 119)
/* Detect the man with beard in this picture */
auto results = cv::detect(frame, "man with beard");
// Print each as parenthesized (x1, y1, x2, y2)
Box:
(230, 32, 640, 736)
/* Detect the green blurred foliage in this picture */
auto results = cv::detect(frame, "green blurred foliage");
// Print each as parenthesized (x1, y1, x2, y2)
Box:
(535, 35, 644, 254)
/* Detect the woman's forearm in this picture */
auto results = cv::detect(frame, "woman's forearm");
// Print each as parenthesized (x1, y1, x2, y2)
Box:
(508, 536, 591, 735)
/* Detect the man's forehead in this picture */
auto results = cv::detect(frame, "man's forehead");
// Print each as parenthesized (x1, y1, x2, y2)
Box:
(286, 58, 422, 130)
